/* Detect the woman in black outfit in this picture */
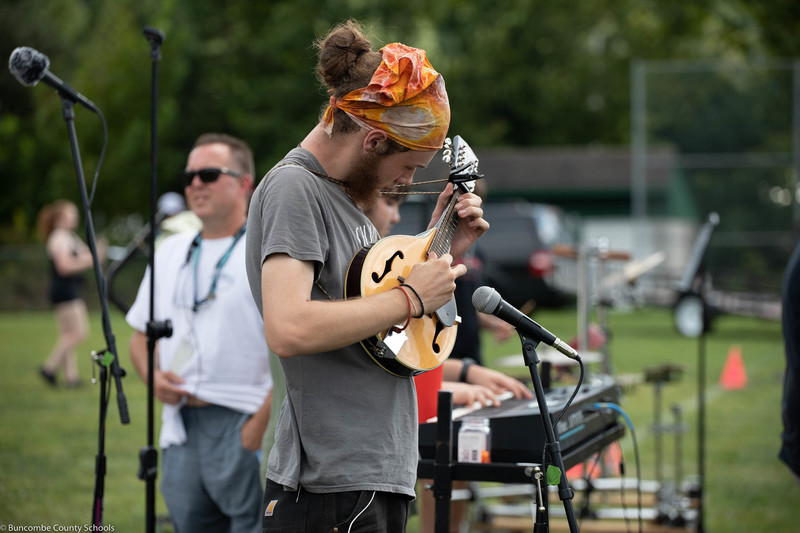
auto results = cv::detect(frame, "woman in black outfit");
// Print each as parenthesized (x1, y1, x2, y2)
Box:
(36, 200, 104, 387)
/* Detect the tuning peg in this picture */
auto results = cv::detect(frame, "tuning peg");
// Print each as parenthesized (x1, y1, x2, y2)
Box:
(442, 138, 453, 164)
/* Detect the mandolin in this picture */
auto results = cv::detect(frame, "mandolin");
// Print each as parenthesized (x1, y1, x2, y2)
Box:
(345, 135, 482, 377)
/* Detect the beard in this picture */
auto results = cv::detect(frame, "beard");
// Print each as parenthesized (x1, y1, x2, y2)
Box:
(346, 150, 383, 209)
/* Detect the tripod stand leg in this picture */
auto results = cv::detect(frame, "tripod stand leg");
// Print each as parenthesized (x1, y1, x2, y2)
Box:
(433, 391, 454, 533)
(520, 334, 580, 533)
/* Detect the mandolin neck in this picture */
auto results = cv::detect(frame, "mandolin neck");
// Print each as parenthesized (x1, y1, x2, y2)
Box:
(429, 185, 463, 257)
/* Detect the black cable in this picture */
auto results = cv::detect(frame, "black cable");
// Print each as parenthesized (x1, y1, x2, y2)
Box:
(617, 442, 633, 533)
(539, 359, 585, 512)
(87, 107, 108, 206)
(594, 402, 643, 533)
(553, 359, 585, 428)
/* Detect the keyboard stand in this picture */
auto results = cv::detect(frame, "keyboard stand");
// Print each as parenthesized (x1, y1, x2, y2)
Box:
(419, 390, 626, 533)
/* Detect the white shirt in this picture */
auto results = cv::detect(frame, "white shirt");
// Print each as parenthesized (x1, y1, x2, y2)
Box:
(126, 230, 272, 448)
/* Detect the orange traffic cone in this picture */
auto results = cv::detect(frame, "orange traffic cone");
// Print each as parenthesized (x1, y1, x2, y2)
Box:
(719, 345, 747, 390)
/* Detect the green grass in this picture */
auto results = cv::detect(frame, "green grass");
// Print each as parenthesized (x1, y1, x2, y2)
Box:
(0, 309, 165, 531)
(0, 306, 796, 531)
(474, 306, 795, 531)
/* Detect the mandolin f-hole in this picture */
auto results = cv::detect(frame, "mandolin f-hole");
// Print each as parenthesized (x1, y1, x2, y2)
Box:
(431, 318, 445, 353)
(371, 250, 404, 283)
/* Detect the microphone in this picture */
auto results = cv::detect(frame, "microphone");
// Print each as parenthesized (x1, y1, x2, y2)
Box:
(156, 191, 186, 218)
(8, 46, 98, 113)
(106, 193, 186, 262)
(472, 286, 579, 360)
(143, 26, 165, 45)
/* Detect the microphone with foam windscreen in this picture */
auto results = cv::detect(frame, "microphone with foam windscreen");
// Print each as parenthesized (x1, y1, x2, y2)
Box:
(8, 46, 98, 113)
(472, 286, 579, 360)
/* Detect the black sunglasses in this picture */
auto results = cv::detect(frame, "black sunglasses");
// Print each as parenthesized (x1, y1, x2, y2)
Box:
(181, 167, 243, 187)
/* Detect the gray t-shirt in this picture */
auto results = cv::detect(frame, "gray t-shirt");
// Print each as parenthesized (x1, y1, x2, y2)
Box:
(245, 147, 418, 497)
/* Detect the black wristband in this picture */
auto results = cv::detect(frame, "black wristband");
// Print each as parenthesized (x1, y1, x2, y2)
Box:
(400, 283, 425, 318)
(459, 358, 476, 383)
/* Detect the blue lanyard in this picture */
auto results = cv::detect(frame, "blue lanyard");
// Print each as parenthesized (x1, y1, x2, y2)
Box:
(190, 225, 246, 312)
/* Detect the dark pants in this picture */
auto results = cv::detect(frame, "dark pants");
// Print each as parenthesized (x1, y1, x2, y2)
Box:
(781, 240, 800, 478)
(262, 479, 409, 533)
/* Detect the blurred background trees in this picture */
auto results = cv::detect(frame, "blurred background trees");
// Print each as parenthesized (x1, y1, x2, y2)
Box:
(0, 0, 797, 309)
(2, 0, 793, 240)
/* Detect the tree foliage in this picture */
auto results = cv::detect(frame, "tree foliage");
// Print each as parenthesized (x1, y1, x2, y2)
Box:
(0, 0, 795, 244)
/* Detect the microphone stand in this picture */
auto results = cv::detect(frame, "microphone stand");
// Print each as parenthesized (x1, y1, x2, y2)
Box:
(691, 272, 710, 533)
(139, 26, 170, 533)
(674, 212, 717, 533)
(57, 91, 130, 528)
(519, 332, 580, 533)
(105, 212, 165, 314)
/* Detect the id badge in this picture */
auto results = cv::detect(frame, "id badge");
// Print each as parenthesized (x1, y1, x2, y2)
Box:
(171, 334, 195, 374)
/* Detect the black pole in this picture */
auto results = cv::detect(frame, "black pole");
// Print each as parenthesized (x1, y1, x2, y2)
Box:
(58, 95, 130, 528)
(139, 25, 168, 533)
(432, 390, 454, 533)
(696, 303, 707, 533)
(690, 216, 716, 533)
(92, 361, 109, 526)
(672, 212, 717, 532)
(520, 333, 580, 533)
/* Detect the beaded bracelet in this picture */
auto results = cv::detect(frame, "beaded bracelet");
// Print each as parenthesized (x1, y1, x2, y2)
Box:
(399, 283, 425, 318)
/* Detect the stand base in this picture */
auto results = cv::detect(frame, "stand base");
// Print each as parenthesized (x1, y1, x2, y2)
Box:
(471, 515, 694, 532)
(468, 477, 700, 533)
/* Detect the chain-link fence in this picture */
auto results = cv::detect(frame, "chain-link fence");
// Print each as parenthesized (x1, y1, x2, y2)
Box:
(631, 58, 799, 298)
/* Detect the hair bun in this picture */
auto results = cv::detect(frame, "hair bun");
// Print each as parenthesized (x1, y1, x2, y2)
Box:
(316, 20, 378, 93)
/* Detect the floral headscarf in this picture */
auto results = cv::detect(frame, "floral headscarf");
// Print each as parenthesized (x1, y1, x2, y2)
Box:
(321, 42, 450, 151)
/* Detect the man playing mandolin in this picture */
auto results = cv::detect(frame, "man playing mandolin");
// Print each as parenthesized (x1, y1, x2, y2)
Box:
(245, 19, 489, 532)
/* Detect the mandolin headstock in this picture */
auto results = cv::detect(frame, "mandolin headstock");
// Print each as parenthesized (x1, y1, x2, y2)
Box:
(442, 135, 481, 193)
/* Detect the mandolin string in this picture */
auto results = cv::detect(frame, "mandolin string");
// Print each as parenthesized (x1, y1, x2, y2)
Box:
(387, 176, 452, 195)
(430, 199, 453, 255)
(430, 191, 461, 256)
(386, 174, 484, 195)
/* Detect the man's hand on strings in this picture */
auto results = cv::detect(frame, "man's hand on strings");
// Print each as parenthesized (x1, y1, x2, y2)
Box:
(427, 185, 490, 258)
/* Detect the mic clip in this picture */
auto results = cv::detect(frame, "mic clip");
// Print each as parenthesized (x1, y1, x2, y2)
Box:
(143, 26, 165, 44)
(518, 334, 542, 367)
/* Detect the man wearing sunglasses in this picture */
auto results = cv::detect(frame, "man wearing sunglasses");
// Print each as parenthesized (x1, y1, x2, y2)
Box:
(127, 133, 273, 533)
(245, 21, 488, 532)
